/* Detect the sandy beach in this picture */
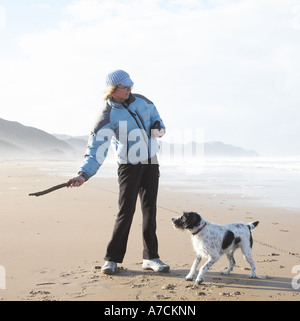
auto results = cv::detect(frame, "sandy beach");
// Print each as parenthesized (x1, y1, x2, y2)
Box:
(0, 159, 299, 301)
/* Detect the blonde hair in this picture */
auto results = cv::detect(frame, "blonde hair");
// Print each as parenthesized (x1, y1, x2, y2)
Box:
(103, 86, 117, 101)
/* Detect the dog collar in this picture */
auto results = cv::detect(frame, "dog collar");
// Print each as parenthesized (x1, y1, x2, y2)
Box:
(192, 223, 206, 236)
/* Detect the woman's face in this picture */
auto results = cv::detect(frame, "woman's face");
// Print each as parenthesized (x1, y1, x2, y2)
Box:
(112, 85, 132, 103)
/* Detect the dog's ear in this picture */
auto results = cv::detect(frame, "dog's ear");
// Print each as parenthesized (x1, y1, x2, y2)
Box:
(193, 212, 201, 225)
(183, 211, 201, 229)
(197, 213, 202, 223)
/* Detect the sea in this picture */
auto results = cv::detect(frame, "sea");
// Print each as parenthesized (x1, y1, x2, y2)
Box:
(159, 156, 300, 210)
(49, 156, 300, 210)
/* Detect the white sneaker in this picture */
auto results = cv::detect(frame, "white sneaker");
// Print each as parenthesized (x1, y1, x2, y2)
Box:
(142, 258, 170, 272)
(101, 261, 117, 274)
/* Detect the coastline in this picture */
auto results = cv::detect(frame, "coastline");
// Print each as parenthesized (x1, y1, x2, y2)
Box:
(0, 159, 299, 301)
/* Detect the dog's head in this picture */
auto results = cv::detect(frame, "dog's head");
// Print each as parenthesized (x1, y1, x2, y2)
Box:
(172, 211, 201, 231)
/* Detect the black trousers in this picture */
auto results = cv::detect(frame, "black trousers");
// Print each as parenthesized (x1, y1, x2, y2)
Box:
(104, 162, 160, 263)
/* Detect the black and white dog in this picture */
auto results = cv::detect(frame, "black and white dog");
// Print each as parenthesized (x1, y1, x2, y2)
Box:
(172, 211, 261, 284)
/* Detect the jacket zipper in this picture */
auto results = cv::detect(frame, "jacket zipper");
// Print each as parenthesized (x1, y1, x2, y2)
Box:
(125, 107, 150, 159)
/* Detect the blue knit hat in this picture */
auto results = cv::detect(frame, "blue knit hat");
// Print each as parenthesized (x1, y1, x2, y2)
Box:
(105, 69, 134, 87)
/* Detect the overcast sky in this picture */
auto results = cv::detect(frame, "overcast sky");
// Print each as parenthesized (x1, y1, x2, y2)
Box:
(1, 0, 300, 156)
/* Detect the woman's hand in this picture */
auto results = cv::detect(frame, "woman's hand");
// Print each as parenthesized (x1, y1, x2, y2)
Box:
(152, 128, 166, 138)
(68, 175, 86, 187)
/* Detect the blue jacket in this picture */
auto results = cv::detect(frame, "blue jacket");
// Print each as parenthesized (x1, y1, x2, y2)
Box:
(79, 93, 165, 180)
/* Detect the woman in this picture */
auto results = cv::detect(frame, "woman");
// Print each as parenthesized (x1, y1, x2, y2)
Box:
(68, 69, 169, 275)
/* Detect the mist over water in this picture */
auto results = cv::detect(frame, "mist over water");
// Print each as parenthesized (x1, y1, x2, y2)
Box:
(43, 156, 300, 210)
(160, 156, 300, 210)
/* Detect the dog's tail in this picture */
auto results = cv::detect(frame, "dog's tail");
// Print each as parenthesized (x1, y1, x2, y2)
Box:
(247, 221, 259, 230)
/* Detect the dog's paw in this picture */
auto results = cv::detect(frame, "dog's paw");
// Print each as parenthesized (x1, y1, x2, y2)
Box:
(185, 275, 194, 281)
(195, 277, 204, 285)
(221, 269, 230, 275)
(250, 274, 265, 279)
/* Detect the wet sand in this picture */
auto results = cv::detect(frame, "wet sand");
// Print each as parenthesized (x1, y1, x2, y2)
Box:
(0, 160, 299, 301)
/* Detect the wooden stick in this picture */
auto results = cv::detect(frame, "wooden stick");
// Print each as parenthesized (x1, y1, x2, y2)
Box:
(29, 182, 71, 197)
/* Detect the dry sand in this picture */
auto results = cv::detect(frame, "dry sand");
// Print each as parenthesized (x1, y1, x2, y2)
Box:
(0, 160, 299, 301)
